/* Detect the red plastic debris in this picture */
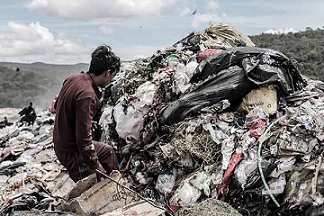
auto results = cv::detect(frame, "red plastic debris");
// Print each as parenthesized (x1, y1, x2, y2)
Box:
(197, 49, 223, 63)
(48, 95, 58, 114)
(250, 119, 267, 138)
(217, 152, 243, 195)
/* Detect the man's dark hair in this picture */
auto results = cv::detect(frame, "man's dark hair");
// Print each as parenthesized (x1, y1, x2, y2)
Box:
(89, 45, 121, 75)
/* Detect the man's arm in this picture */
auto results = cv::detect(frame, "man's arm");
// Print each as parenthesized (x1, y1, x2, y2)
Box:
(75, 97, 101, 169)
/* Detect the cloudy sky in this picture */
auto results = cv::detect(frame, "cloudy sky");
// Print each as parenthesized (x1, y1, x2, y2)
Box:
(0, 0, 323, 64)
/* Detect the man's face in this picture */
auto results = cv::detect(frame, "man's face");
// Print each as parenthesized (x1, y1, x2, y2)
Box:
(101, 69, 117, 87)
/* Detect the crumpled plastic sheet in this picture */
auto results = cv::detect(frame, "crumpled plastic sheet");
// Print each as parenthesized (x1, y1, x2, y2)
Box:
(156, 173, 176, 195)
(218, 152, 243, 195)
(99, 105, 114, 132)
(170, 177, 202, 208)
(250, 119, 267, 138)
(221, 135, 236, 170)
(270, 156, 296, 178)
(159, 66, 257, 125)
(114, 81, 156, 141)
(234, 147, 258, 189)
(197, 49, 224, 63)
(244, 158, 276, 190)
(205, 122, 227, 144)
(261, 174, 286, 196)
(236, 131, 256, 156)
(173, 62, 198, 94)
(276, 130, 317, 156)
(244, 106, 269, 127)
(192, 171, 217, 197)
(191, 47, 305, 89)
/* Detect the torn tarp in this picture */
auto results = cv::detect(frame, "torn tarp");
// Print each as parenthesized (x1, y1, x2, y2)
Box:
(191, 47, 305, 87)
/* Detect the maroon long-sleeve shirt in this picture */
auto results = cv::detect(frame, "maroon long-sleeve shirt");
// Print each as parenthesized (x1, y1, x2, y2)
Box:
(53, 72, 102, 168)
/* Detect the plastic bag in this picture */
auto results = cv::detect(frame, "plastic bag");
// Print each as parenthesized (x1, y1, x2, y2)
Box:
(174, 62, 198, 94)
(159, 65, 256, 125)
(114, 102, 144, 141)
(99, 106, 114, 132)
(192, 171, 217, 197)
(250, 119, 267, 138)
(171, 181, 201, 207)
(261, 174, 286, 196)
(234, 147, 258, 189)
(114, 81, 156, 141)
(221, 135, 236, 170)
(156, 173, 176, 195)
(197, 49, 223, 63)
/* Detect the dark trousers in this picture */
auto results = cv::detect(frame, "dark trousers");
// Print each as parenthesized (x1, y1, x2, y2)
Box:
(55, 141, 118, 182)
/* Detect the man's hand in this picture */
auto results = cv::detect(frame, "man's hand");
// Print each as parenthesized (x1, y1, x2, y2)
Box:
(96, 162, 106, 174)
(94, 162, 106, 182)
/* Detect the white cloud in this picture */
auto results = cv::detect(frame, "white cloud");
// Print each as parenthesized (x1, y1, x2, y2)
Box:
(207, 0, 219, 10)
(179, 7, 192, 16)
(81, 35, 90, 38)
(175, 0, 198, 17)
(29, 0, 177, 20)
(191, 13, 220, 28)
(0, 22, 90, 63)
(99, 26, 114, 35)
(264, 27, 297, 35)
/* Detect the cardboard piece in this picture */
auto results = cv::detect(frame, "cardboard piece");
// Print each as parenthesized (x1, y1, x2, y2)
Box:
(101, 200, 165, 216)
(70, 171, 134, 215)
(239, 84, 278, 115)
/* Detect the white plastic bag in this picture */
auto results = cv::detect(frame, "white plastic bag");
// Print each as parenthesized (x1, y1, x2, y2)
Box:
(174, 62, 198, 93)
(156, 173, 176, 195)
(171, 181, 201, 207)
(99, 106, 114, 132)
(114, 81, 156, 141)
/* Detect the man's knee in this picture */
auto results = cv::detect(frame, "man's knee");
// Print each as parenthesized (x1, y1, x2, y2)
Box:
(101, 145, 117, 160)
(94, 141, 114, 154)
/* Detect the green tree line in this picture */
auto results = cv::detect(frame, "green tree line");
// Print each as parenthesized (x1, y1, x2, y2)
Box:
(250, 27, 324, 81)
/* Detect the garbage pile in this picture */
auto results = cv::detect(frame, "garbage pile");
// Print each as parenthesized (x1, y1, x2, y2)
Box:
(0, 110, 66, 215)
(1, 23, 324, 216)
(99, 23, 324, 215)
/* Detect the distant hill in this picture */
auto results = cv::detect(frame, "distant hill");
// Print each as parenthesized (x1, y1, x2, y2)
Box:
(0, 62, 89, 76)
(250, 27, 324, 81)
(0, 62, 89, 109)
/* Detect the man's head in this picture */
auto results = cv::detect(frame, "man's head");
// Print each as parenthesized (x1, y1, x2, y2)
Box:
(29, 102, 33, 107)
(89, 45, 120, 87)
